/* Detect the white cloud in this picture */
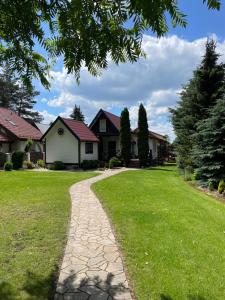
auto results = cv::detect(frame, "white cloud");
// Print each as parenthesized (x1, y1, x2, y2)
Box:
(39, 110, 57, 124)
(43, 34, 225, 140)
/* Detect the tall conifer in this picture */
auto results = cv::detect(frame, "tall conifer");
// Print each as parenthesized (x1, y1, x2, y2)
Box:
(138, 103, 149, 167)
(120, 108, 131, 166)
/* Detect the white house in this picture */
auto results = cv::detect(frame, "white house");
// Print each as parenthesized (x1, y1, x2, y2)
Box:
(42, 117, 99, 165)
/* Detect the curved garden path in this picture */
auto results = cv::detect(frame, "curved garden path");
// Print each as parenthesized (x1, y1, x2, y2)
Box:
(55, 169, 134, 300)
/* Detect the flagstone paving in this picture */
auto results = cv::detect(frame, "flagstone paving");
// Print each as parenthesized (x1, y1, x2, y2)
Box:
(55, 169, 134, 300)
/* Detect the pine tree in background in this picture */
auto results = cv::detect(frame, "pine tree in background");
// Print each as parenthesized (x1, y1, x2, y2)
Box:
(170, 39, 225, 169)
(70, 105, 85, 122)
(0, 66, 43, 122)
(0, 66, 19, 110)
(193, 97, 225, 185)
(138, 103, 149, 167)
(16, 83, 43, 123)
(120, 108, 131, 167)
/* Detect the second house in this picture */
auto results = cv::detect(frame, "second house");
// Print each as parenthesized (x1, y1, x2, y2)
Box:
(42, 117, 99, 165)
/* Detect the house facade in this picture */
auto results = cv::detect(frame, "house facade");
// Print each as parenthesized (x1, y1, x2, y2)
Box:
(42, 117, 99, 165)
(90, 109, 167, 162)
(0, 108, 43, 161)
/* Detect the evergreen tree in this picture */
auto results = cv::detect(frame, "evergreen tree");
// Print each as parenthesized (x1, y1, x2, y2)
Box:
(70, 105, 85, 122)
(137, 103, 149, 167)
(0, 67, 43, 122)
(170, 39, 225, 168)
(193, 97, 225, 185)
(0, 66, 19, 110)
(15, 83, 43, 123)
(120, 108, 131, 166)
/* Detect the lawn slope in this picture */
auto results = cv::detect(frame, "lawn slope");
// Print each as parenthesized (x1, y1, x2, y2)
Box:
(0, 171, 96, 300)
(93, 167, 225, 300)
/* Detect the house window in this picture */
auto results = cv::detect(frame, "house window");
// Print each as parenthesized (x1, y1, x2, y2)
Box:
(85, 142, 93, 154)
(99, 119, 106, 132)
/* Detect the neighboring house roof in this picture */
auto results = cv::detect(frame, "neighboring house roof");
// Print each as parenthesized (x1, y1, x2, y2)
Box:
(23, 118, 50, 135)
(42, 117, 99, 142)
(89, 109, 120, 131)
(0, 108, 42, 140)
(133, 128, 166, 142)
(149, 130, 167, 141)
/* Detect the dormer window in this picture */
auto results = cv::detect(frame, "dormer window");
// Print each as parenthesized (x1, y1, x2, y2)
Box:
(99, 119, 106, 132)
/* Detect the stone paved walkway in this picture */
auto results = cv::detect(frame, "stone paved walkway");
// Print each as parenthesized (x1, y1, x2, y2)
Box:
(55, 168, 134, 300)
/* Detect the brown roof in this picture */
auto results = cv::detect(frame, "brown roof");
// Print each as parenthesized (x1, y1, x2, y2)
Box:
(0, 132, 12, 142)
(149, 130, 166, 141)
(133, 128, 166, 142)
(0, 108, 42, 140)
(62, 118, 99, 142)
(102, 110, 120, 130)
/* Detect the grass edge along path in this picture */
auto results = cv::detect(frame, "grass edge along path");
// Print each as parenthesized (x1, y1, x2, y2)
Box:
(93, 166, 225, 300)
(0, 170, 97, 300)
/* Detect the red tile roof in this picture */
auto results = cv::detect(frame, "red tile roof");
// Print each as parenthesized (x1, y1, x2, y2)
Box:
(149, 130, 167, 141)
(0, 132, 12, 142)
(62, 118, 99, 142)
(0, 108, 42, 140)
(102, 110, 120, 130)
(133, 128, 166, 142)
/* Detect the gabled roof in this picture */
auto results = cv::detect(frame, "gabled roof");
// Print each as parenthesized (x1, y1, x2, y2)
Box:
(102, 110, 120, 130)
(42, 117, 99, 142)
(89, 109, 120, 131)
(0, 108, 42, 140)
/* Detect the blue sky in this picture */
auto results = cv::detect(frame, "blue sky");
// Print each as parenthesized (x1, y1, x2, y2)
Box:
(34, 1, 225, 140)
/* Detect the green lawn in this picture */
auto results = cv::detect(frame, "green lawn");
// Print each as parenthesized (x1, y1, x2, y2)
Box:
(93, 166, 225, 300)
(0, 170, 96, 300)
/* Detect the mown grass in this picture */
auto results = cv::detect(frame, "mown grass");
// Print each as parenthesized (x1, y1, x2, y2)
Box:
(93, 166, 225, 300)
(0, 170, 97, 300)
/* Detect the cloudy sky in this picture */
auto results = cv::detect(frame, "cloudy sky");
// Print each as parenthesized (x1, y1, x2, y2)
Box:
(35, 0, 225, 141)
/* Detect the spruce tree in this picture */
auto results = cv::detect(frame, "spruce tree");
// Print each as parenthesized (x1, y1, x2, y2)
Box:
(120, 108, 131, 167)
(70, 105, 85, 122)
(193, 97, 225, 185)
(171, 39, 225, 168)
(137, 103, 149, 167)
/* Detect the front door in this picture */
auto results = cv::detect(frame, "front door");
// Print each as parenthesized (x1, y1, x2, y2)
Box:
(108, 141, 116, 159)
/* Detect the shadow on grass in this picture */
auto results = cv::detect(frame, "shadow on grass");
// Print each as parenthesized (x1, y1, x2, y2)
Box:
(0, 267, 58, 300)
(0, 270, 131, 300)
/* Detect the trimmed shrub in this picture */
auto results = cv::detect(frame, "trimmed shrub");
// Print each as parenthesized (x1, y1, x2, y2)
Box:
(4, 161, 13, 171)
(37, 159, 45, 168)
(82, 160, 99, 170)
(208, 181, 214, 192)
(218, 180, 225, 194)
(24, 161, 35, 169)
(109, 156, 121, 169)
(53, 161, 65, 170)
(12, 151, 24, 170)
(105, 162, 109, 169)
